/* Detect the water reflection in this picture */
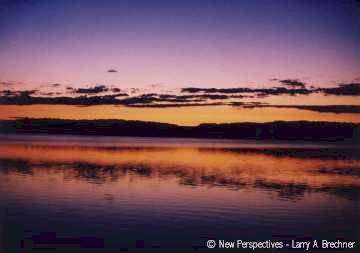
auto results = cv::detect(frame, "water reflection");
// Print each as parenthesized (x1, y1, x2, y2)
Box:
(1, 144, 359, 200)
(0, 137, 359, 252)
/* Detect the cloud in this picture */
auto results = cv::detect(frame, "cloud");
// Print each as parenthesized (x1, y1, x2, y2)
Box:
(158, 94, 229, 101)
(111, 88, 121, 92)
(257, 87, 312, 97)
(181, 87, 253, 94)
(0, 90, 15, 96)
(278, 79, 306, 88)
(230, 101, 268, 107)
(120, 94, 197, 105)
(116, 93, 230, 106)
(120, 93, 233, 105)
(0, 93, 127, 105)
(75, 85, 109, 94)
(107, 69, 118, 73)
(320, 83, 360, 96)
(1, 81, 359, 109)
(1, 89, 359, 114)
(292, 105, 360, 114)
(270, 78, 307, 88)
(196, 94, 229, 100)
(231, 103, 360, 114)
(39, 92, 63, 96)
(182, 82, 360, 97)
(126, 102, 225, 108)
(0, 92, 227, 106)
(0, 89, 38, 97)
(181, 86, 313, 97)
(112, 93, 128, 97)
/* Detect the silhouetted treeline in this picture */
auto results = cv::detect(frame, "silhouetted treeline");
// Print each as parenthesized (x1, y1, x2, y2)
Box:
(0, 118, 359, 142)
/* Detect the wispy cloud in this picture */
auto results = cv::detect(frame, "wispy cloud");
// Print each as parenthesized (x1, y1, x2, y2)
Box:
(277, 79, 306, 88)
(181, 87, 313, 97)
(231, 103, 360, 114)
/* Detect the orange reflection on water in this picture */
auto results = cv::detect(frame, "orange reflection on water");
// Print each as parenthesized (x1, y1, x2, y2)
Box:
(1, 144, 359, 189)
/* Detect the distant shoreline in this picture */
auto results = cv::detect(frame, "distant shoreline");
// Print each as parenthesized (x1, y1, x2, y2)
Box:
(0, 118, 359, 143)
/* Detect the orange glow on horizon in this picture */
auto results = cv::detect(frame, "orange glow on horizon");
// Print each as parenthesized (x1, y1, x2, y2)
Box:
(0, 105, 359, 125)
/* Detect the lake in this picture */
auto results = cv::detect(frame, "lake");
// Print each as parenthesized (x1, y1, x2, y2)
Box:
(0, 134, 359, 252)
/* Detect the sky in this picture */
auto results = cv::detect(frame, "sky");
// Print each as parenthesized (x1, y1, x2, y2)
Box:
(1, 0, 359, 88)
(0, 0, 360, 124)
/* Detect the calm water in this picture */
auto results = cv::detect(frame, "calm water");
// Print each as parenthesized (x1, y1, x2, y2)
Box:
(0, 134, 359, 252)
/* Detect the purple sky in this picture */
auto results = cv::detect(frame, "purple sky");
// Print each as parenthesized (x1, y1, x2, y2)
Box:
(0, 0, 359, 91)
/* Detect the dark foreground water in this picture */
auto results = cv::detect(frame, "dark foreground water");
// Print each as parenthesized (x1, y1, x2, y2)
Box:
(0, 134, 359, 252)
